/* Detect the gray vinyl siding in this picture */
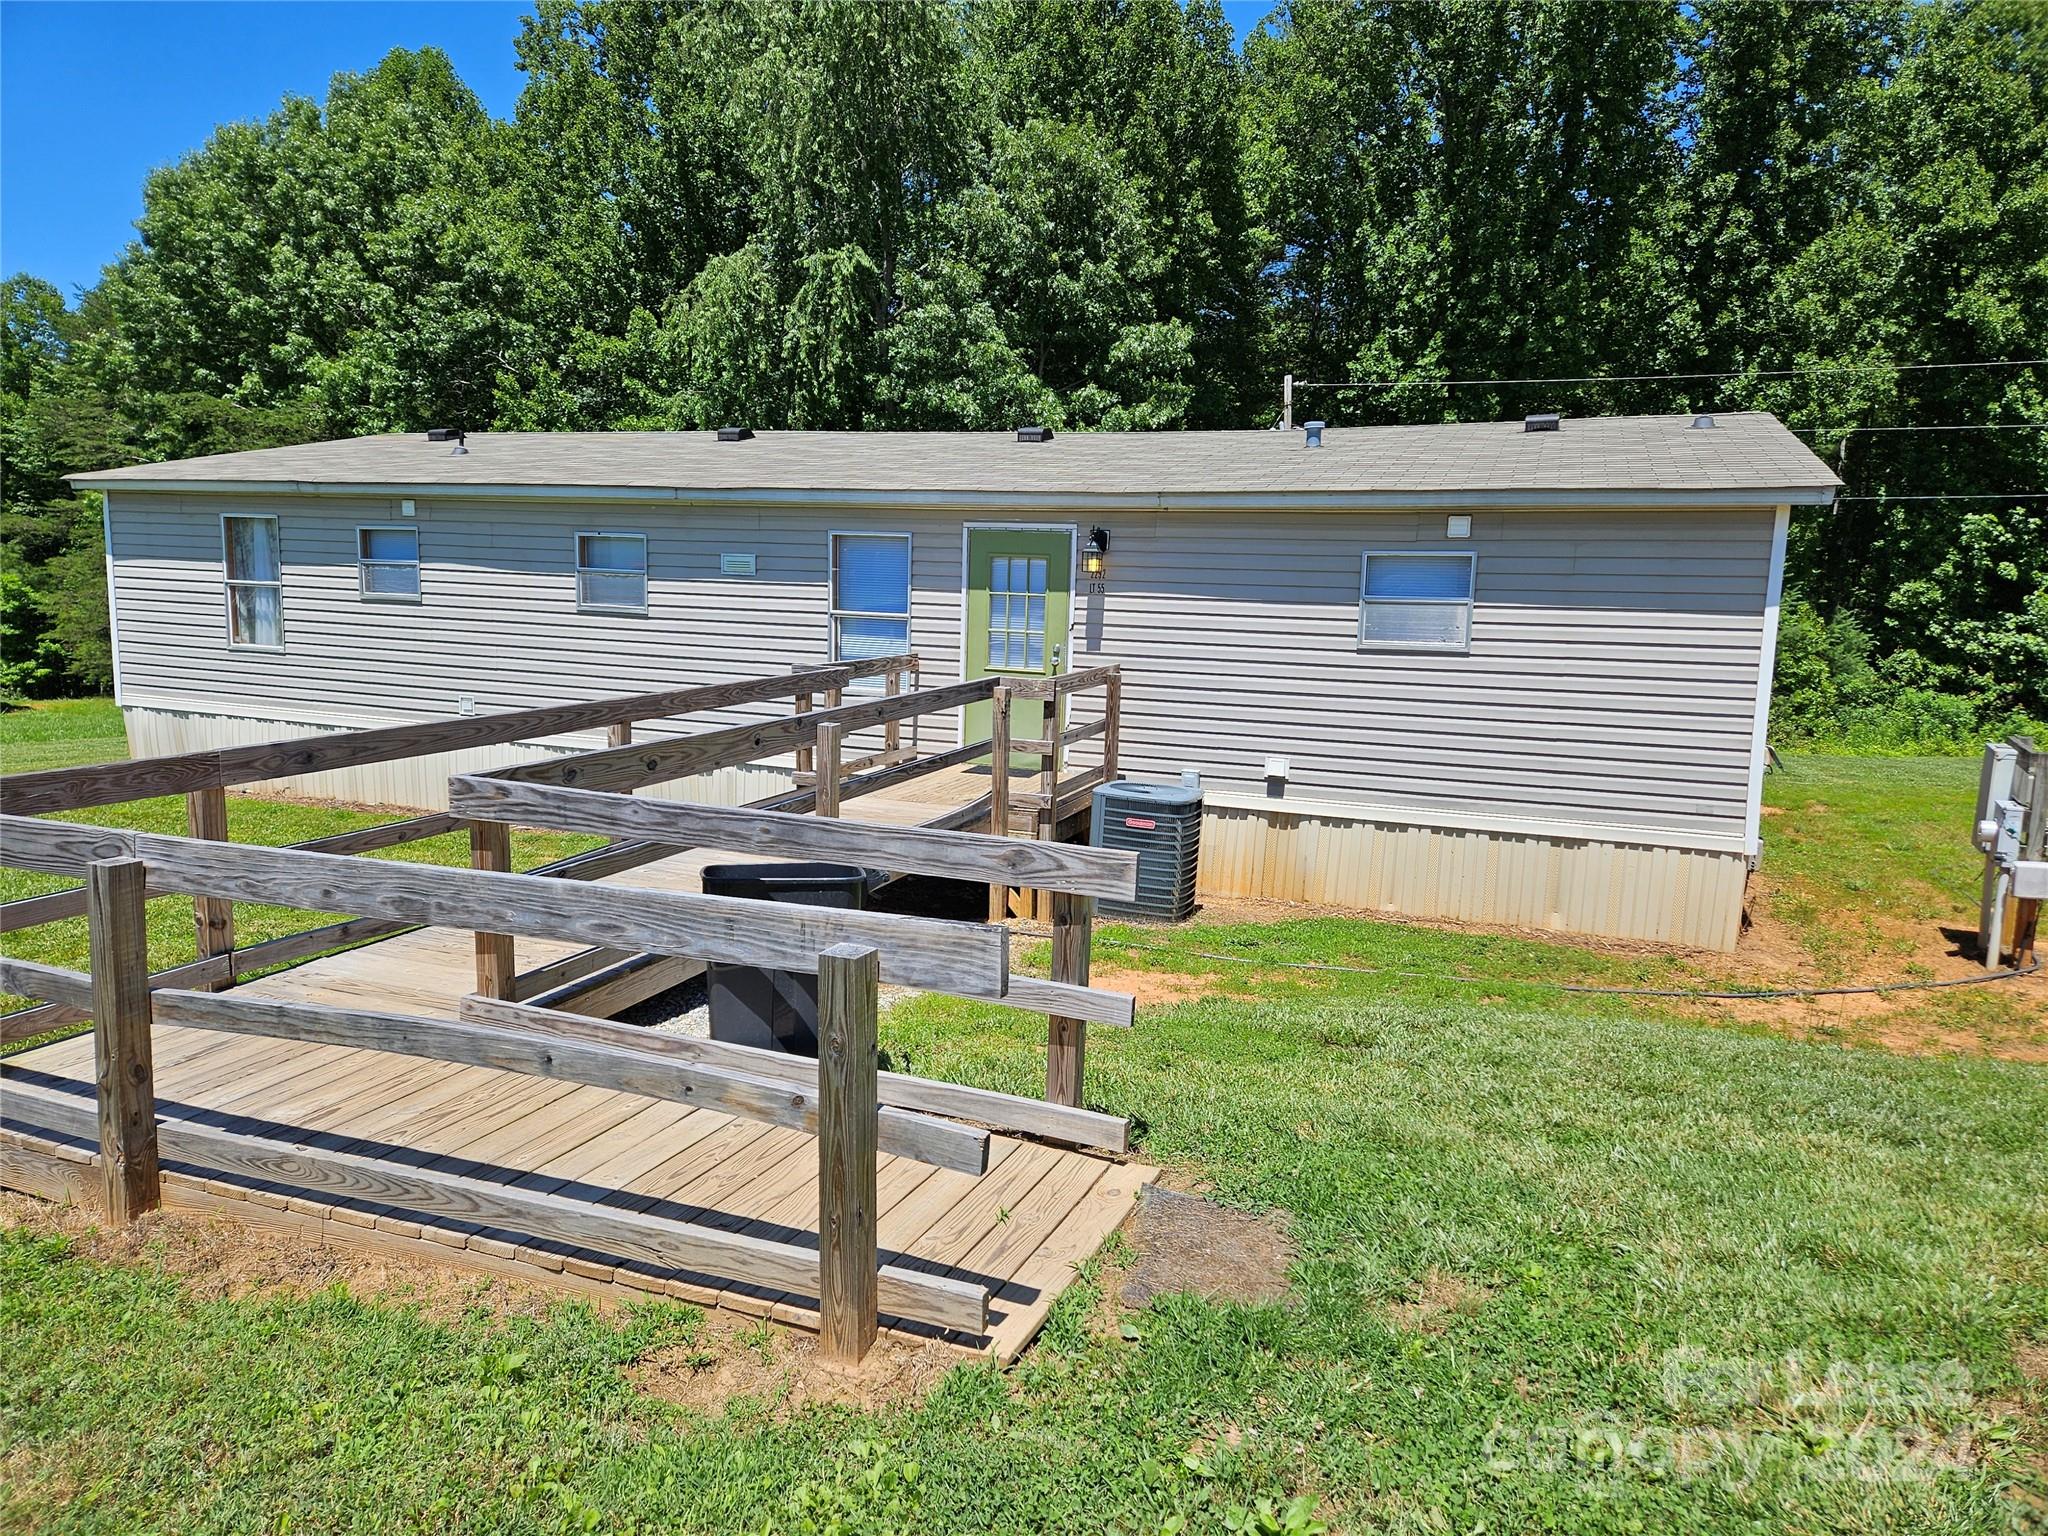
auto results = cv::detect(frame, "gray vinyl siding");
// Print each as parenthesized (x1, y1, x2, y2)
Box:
(1087, 507, 1771, 837)
(106, 492, 1771, 841)
(106, 494, 969, 750)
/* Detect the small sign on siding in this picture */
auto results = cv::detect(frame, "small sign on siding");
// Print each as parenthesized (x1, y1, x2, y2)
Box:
(720, 553, 758, 576)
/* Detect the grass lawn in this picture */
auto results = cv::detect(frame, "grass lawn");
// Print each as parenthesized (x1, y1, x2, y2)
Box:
(2, 702, 2043, 1533)
(1756, 754, 1988, 976)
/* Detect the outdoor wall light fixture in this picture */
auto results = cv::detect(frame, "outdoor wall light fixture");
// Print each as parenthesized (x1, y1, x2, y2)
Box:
(1084, 526, 1110, 577)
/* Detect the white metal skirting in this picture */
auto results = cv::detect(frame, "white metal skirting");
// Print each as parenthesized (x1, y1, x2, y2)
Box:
(1195, 801, 1749, 951)
(122, 705, 1748, 950)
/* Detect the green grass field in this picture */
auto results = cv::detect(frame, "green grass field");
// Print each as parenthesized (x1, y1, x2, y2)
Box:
(2, 700, 2043, 1534)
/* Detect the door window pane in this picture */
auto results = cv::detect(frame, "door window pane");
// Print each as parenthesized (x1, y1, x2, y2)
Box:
(987, 555, 1049, 671)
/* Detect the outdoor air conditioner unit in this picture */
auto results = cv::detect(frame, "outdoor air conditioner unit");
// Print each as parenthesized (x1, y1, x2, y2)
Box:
(1090, 779, 1203, 921)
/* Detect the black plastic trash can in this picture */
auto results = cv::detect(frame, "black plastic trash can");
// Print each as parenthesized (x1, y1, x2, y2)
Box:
(700, 862, 869, 1056)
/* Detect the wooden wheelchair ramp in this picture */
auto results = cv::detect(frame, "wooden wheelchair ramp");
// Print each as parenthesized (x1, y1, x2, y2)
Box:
(0, 1028, 1155, 1368)
(1, 658, 1151, 1365)
(1, 1023, 1153, 1362)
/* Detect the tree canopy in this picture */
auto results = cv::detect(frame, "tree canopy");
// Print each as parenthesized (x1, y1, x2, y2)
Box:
(3, 0, 2042, 738)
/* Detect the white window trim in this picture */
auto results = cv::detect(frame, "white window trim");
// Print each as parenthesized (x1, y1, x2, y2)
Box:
(575, 530, 649, 615)
(1357, 549, 1477, 654)
(828, 530, 913, 679)
(221, 512, 284, 652)
(357, 524, 421, 603)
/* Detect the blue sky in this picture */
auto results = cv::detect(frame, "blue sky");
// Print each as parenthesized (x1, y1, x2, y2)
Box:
(3, 0, 1271, 303)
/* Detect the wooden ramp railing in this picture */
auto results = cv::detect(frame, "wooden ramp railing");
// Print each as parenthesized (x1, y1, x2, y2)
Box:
(0, 659, 1151, 1361)
(0, 656, 919, 1034)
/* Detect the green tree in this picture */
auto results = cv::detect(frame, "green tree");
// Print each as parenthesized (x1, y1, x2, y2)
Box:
(1243, 0, 1686, 424)
(970, 0, 1259, 423)
(91, 47, 512, 434)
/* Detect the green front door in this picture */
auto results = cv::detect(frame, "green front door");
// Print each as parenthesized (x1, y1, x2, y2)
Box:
(964, 527, 1072, 769)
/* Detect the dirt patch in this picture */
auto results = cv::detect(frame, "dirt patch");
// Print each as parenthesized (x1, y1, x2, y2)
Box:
(2020, 1339, 2048, 1386)
(3, 1191, 968, 1414)
(1694, 874, 2048, 1062)
(628, 1310, 964, 1417)
(1384, 1267, 1495, 1334)
(1118, 1186, 1295, 1309)
(1088, 965, 1230, 1008)
(0, 1191, 565, 1324)
(1166, 885, 2048, 1065)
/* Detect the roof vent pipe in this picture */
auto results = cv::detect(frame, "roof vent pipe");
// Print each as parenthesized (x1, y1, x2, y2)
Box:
(1523, 413, 1560, 433)
(1016, 425, 1054, 443)
(1303, 420, 1324, 448)
(1690, 413, 1717, 430)
(716, 425, 754, 442)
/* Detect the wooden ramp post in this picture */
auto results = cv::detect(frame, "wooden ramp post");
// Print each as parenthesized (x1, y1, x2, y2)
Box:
(185, 785, 234, 988)
(817, 942, 880, 1366)
(470, 819, 515, 999)
(988, 684, 1013, 922)
(1046, 890, 1091, 1107)
(86, 857, 160, 1222)
(1101, 668, 1121, 784)
(816, 720, 844, 819)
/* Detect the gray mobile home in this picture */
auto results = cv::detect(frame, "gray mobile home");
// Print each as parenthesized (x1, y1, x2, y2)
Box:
(70, 413, 1839, 951)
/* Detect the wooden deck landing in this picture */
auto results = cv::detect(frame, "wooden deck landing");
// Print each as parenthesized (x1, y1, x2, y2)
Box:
(253, 762, 1006, 1019)
(0, 764, 1153, 1361)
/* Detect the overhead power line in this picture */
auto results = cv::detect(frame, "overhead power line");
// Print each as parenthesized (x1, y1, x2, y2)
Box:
(1834, 492, 2048, 502)
(1289, 357, 2047, 391)
(1790, 422, 2048, 434)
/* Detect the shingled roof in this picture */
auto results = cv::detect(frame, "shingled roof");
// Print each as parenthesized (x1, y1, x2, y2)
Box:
(70, 413, 1841, 506)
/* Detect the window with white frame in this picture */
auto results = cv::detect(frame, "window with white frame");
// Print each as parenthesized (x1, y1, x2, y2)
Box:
(1357, 551, 1476, 651)
(830, 533, 911, 687)
(358, 526, 420, 600)
(223, 513, 283, 649)
(576, 532, 648, 613)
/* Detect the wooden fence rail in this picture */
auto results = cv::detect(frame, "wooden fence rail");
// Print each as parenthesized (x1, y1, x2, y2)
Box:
(0, 815, 1010, 1000)
(0, 812, 467, 934)
(458, 993, 1133, 1154)
(496, 676, 998, 795)
(448, 777, 1138, 900)
(0, 656, 914, 816)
